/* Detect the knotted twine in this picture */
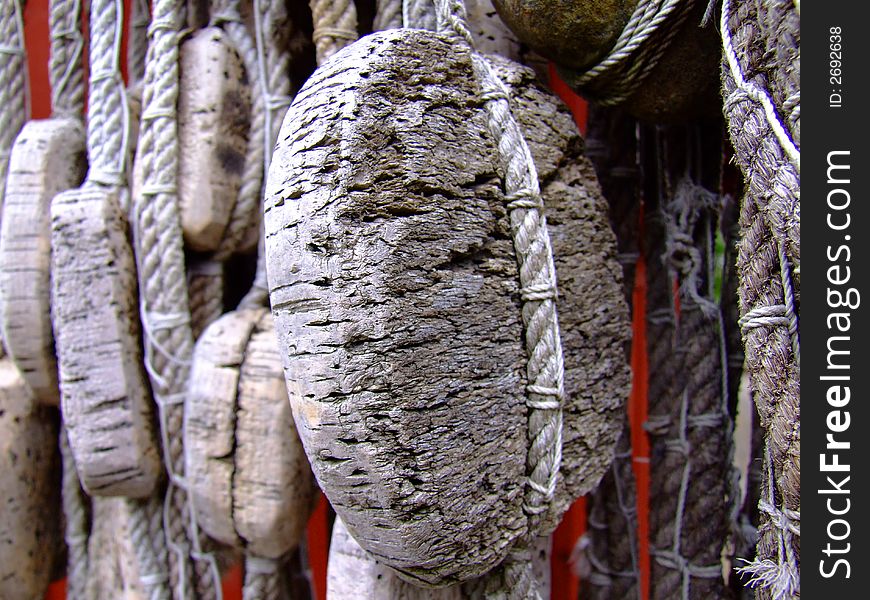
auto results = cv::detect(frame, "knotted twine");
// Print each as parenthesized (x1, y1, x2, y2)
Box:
(556, 0, 696, 106)
(433, 1, 565, 597)
(645, 164, 735, 600)
(720, 0, 800, 597)
(0, 0, 28, 360)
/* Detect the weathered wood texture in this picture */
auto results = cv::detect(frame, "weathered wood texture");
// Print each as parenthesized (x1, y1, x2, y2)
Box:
(51, 186, 161, 497)
(178, 27, 251, 252)
(328, 516, 464, 600)
(186, 308, 315, 558)
(265, 30, 629, 586)
(0, 118, 87, 405)
(466, 0, 521, 60)
(328, 517, 553, 599)
(0, 360, 61, 599)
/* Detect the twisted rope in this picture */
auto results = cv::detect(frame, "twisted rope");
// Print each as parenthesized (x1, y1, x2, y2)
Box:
(309, 0, 358, 65)
(87, 0, 131, 188)
(187, 260, 224, 338)
(79, 1, 173, 598)
(403, 0, 436, 29)
(557, 0, 695, 106)
(436, 2, 564, 596)
(61, 425, 91, 600)
(720, 0, 800, 596)
(129, 0, 152, 87)
(243, 556, 282, 600)
(133, 0, 224, 597)
(49, 0, 85, 117)
(374, 0, 403, 30)
(0, 0, 28, 228)
(239, 0, 294, 309)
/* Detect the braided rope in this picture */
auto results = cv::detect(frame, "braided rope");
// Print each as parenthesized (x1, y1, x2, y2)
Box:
(133, 0, 224, 597)
(236, 0, 293, 310)
(49, 0, 85, 117)
(129, 0, 152, 87)
(309, 0, 358, 65)
(87, 0, 132, 188)
(243, 556, 282, 600)
(720, 0, 800, 596)
(557, 0, 695, 106)
(435, 2, 564, 596)
(374, 0, 403, 30)
(0, 0, 28, 221)
(61, 425, 91, 600)
(403, 0, 437, 29)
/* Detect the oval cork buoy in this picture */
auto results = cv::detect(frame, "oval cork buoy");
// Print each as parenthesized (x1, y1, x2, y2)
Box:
(265, 29, 629, 586)
(177, 26, 251, 252)
(50, 186, 161, 498)
(494, 0, 721, 122)
(0, 118, 87, 405)
(185, 308, 315, 558)
(491, 0, 635, 70)
(0, 360, 61, 600)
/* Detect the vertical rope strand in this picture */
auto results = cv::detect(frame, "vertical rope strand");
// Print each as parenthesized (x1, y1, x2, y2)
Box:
(133, 0, 219, 597)
(49, 0, 85, 117)
(309, 0, 358, 65)
(721, 0, 800, 596)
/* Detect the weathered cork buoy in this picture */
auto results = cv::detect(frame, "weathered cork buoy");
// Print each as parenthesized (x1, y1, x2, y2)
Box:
(493, 0, 722, 122)
(186, 307, 316, 559)
(265, 29, 630, 586)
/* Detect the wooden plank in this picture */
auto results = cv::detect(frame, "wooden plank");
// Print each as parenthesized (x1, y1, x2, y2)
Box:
(0, 360, 61, 599)
(50, 186, 161, 497)
(0, 118, 87, 405)
(177, 27, 251, 252)
(265, 29, 630, 586)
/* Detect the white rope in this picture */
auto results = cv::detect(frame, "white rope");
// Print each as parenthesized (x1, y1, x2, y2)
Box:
(561, 0, 693, 105)
(49, 0, 85, 117)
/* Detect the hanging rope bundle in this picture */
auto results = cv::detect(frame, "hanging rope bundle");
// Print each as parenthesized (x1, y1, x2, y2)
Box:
(721, 0, 800, 597)
(646, 170, 735, 600)
(48, 1, 175, 599)
(132, 0, 223, 596)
